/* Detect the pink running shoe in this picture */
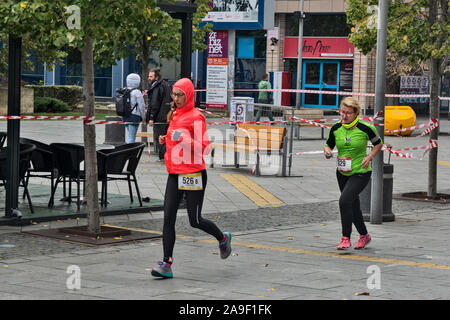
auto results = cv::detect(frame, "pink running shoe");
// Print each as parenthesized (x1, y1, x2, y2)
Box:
(337, 236, 351, 250)
(354, 234, 371, 250)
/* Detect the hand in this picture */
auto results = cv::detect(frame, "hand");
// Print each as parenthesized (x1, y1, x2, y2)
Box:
(148, 120, 154, 125)
(159, 135, 166, 145)
(324, 147, 333, 159)
(361, 155, 372, 169)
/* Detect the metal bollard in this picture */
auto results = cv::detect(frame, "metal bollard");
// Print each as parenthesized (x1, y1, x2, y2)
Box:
(360, 163, 395, 222)
(103, 116, 125, 146)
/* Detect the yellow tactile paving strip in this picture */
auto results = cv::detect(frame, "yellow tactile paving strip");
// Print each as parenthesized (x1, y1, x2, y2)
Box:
(438, 160, 450, 167)
(105, 224, 450, 271)
(220, 173, 283, 207)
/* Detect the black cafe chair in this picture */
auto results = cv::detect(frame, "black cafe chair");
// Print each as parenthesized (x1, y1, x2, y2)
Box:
(97, 142, 145, 207)
(19, 138, 56, 206)
(49, 143, 85, 211)
(0, 143, 37, 213)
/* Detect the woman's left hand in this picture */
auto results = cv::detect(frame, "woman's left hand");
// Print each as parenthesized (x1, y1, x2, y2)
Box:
(361, 156, 372, 169)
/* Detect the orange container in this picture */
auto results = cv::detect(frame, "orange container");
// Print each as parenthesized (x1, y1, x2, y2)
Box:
(384, 106, 416, 136)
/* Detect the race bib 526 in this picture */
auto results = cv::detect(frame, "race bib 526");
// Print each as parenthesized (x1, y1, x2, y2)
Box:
(178, 172, 203, 191)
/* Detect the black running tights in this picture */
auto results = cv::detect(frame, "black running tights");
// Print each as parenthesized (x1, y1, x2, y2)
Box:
(336, 171, 371, 238)
(162, 170, 223, 260)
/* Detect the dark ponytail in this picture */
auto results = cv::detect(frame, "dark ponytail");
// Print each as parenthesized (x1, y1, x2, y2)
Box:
(167, 102, 176, 122)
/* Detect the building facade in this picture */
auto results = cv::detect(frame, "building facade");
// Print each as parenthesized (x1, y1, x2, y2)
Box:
(16, 0, 447, 115)
(271, 0, 376, 111)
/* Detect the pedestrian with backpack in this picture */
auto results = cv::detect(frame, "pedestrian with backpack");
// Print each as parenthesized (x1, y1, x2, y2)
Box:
(119, 73, 145, 143)
(150, 78, 232, 279)
(146, 67, 172, 161)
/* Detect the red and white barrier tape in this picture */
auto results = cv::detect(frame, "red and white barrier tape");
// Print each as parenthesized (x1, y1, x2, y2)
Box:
(290, 139, 438, 161)
(383, 139, 438, 160)
(0, 115, 94, 121)
(0, 110, 438, 139)
(384, 118, 438, 135)
(196, 87, 449, 100)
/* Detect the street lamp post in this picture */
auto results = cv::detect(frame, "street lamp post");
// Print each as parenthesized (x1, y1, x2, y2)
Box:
(270, 44, 274, 72)
(269, 37, 278, 73)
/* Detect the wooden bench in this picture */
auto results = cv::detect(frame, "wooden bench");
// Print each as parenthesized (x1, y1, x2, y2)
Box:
(210, 123, 287, 176)
(283, 108, 326, 139)
(136, 132, 153, 139)
(136, 132, 154, 149)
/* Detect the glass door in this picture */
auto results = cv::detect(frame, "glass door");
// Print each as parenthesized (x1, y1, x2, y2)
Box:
(302, 60, 340, 109)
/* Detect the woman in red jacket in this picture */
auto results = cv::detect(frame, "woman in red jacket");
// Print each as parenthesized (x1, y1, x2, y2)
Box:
(151, 78, 232, 279)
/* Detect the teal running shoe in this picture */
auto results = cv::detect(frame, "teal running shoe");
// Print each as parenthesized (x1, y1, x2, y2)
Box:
(219, 232, 232, 259)
(151, 261, 173, 278)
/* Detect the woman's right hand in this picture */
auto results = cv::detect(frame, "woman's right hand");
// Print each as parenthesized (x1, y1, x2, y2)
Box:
(324, 147, 333, 159)
(159, 135, 166, 145)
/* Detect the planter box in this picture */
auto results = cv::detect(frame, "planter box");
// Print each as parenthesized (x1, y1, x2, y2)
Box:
(0, 86, 34, 115)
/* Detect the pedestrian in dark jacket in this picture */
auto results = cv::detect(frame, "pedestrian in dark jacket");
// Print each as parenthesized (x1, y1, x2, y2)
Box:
(146, 67, 171, 161)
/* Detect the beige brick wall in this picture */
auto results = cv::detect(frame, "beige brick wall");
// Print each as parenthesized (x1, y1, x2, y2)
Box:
(0, 87, 34, 115)
(276, 0, 346, 13)
(352, 50, 376, 111)
(273, 1, 379, 110)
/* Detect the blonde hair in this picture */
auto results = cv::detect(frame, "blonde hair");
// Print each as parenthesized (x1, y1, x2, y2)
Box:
(340, 97, 361, 117)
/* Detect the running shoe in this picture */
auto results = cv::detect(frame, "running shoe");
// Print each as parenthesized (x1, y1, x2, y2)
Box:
(151, 261, 173, 278)
(337, 236, 351, 250)
(354, 234, 371, 250)
(219, 232, 232, 259)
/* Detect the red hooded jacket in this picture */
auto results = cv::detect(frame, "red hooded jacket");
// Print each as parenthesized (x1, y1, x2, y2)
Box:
(164, 78, 210, 174)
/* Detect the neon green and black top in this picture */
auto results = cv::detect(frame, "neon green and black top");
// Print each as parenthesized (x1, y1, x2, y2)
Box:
(325, 118, 382, 176)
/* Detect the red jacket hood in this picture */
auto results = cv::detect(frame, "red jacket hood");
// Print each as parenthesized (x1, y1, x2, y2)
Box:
(172, 78, 195, 114)
(164, 78, 209, 174)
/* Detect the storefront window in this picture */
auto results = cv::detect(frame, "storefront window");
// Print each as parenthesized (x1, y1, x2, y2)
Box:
(305, 63, 320, 84)
(22, 52, 44, 84)
(235, 30, 266, 99)
(60, 48, 112, 97)
(286, 13, 351, 37)
(323, 63, 338, 85)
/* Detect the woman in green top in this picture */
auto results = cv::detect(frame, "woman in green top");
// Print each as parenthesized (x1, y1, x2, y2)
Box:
(324, 97, 383, 250)
(255, 73, 274, 123)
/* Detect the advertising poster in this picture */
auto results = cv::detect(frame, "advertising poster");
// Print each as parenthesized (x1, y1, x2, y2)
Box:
(400, 76, 429, 103)
(203, 0, 259, 23)
(206, 31, 228, 109)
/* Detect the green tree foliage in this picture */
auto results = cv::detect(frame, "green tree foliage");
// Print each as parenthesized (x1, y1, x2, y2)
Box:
(0, 1, 70, 75)
(94, 0, 212, 89)
(347, 0, 449, 67)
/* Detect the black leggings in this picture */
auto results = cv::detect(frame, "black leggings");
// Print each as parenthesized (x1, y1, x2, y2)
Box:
(162, 170, 223, 260)
(336, 170, 371, 238)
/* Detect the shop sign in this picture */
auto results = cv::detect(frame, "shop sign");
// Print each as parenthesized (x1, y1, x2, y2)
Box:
(283, 37, 354, 59)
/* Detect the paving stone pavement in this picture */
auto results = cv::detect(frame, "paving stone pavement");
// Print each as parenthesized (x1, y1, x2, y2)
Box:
(0, 115, 450, 303)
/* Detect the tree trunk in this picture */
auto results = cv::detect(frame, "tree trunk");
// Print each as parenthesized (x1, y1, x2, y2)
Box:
(82, 36, 101, 235)
(426, 0, 441, 198)
(427, 57, 441, 197)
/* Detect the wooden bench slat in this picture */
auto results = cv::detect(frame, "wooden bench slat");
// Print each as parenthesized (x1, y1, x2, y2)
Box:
(210, 123, 287, 176)
(136, 132, 154, 138)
